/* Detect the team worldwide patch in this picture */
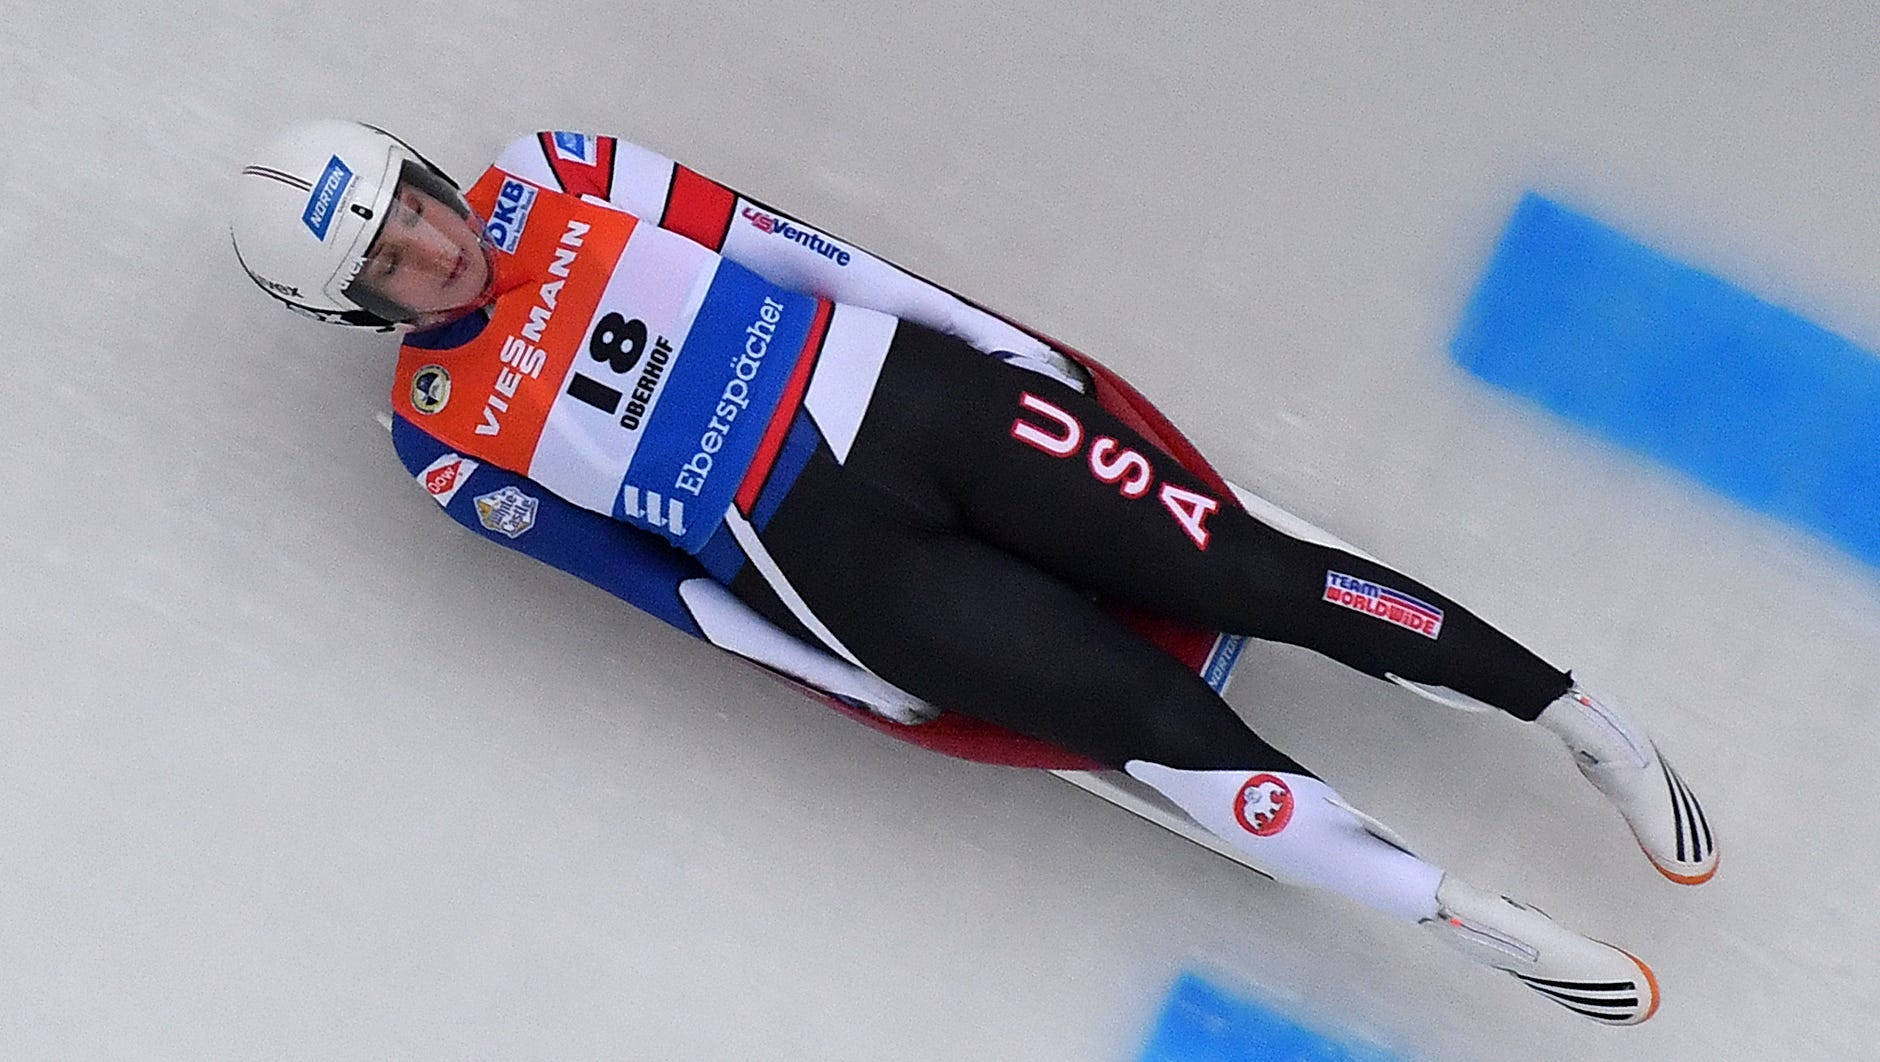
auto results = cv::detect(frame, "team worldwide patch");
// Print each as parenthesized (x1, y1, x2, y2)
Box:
(1323, 571, 1444, 639)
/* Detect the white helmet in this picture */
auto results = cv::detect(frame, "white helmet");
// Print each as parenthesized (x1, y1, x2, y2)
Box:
(231, 119, 480, 331)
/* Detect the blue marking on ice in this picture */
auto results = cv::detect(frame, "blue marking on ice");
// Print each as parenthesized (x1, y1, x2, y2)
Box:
(1138, 972, 1403, 1062)
(1453, 193, 1880, 568)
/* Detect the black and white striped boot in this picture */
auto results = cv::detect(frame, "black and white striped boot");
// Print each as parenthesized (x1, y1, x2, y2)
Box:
(1537, 682, 1719, 884)
(1426, 876, 1660, 1025)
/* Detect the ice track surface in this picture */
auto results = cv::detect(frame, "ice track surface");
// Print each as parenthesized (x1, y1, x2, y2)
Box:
(6, 3, 1878, 1059)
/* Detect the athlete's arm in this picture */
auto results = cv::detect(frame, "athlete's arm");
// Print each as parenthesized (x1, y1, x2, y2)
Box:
(489, 131, 1067, 370)
(390, 414, 933, 722)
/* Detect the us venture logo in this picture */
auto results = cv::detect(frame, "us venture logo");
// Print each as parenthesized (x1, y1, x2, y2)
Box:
(740, 206, 851, 266)
(301, 156, 354, 240)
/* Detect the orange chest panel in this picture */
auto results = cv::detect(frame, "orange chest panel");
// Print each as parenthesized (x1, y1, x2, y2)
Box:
(388, 171, 636, 471)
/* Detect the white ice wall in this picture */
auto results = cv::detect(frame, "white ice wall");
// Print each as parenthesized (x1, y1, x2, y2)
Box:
(4, 2, 1877, 1058)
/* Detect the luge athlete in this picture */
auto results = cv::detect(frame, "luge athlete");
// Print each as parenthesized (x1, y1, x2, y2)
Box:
(230, 120, 1717, 1025)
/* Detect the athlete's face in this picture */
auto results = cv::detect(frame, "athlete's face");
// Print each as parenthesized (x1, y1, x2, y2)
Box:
(353, 180, 493, 323)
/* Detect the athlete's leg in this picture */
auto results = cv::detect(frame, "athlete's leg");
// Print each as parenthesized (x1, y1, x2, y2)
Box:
(714, 374, 1661, 1015)
(852, 324, 1713, 885)
(845, 325, 1572, 720)
(727, 436, 1294, 773)
(721, 428, 1664, 1018)
(725, 437, 1445, 924)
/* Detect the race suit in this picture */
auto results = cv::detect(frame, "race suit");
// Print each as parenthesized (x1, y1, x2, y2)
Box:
(389, 131, 1573, 774)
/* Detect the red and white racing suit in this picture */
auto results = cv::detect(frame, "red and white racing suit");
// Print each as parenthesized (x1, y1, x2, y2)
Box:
(392, 131, 1576, 927)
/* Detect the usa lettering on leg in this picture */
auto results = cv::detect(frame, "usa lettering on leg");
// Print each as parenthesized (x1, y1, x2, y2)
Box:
(1009, 392, 1220, 550)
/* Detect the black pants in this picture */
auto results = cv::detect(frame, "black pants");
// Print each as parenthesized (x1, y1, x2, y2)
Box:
(727, 324, 1571, 772)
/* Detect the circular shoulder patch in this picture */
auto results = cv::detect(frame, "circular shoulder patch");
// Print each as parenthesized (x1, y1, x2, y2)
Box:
(411, 364, 452, 414)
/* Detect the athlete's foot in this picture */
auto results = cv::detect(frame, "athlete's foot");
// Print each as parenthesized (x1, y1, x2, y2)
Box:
(1424, 875, 1660, 1025)
(1536, 682, 1718, 885)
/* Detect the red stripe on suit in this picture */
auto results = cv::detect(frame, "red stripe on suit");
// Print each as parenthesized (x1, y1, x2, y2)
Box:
(536, 133, 618, 199)
(661, 166, 737, 250)
(733, 299, 834, 515)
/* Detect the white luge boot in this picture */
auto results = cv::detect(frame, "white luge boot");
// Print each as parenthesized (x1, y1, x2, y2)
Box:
(1536, 683, 1718, 884)
(1426, 875, 1660, 1025)
(1125, 762, 1663, 1024)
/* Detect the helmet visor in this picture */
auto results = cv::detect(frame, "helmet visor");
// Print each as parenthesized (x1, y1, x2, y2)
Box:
(344, 161, 495, 327)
